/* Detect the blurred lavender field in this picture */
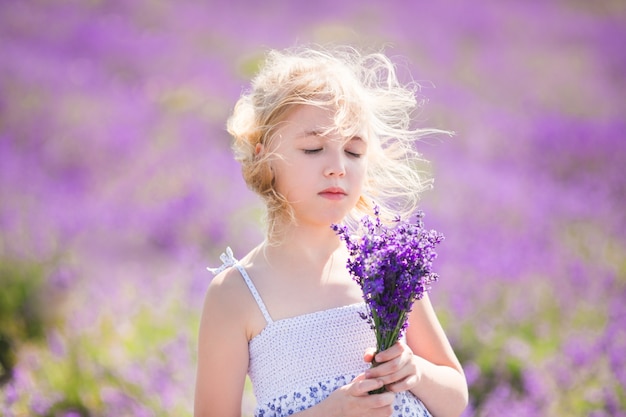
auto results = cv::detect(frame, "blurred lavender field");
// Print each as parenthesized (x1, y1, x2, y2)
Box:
(1, 0, 625, 416)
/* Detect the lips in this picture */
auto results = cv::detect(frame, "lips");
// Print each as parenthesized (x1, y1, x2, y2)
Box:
(319, 187, 347, 200)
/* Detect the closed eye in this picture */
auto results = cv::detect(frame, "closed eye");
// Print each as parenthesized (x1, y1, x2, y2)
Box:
(303, 149, 322, 154)
(346, 150, 362, 158)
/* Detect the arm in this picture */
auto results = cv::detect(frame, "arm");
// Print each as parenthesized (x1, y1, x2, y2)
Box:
(364, 294, 468, 417)
(194, 268, 250, 417)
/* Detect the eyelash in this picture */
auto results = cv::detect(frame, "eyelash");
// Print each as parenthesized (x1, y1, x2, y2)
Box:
(303, 149, 362, 158)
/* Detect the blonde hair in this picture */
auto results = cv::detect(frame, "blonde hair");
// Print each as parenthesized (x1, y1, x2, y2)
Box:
(227, 45, 449, 237)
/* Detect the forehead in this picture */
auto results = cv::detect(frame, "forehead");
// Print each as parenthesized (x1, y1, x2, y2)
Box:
(274, 105, 366, 141)
(280, 105, 334, 131)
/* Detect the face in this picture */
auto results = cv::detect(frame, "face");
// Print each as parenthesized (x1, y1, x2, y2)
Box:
(266, 105, 368, 227)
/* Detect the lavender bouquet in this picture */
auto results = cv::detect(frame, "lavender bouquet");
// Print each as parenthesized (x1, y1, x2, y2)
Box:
(332, 206, 443, 391)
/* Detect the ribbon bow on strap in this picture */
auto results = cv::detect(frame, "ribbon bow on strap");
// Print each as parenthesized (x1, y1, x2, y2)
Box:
(206, 247, 237, 275)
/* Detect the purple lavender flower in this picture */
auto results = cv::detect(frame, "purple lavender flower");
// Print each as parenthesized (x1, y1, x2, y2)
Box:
(332, 206, 444, 377)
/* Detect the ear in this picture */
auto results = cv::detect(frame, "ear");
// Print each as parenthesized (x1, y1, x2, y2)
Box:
(255, 143, 264, 156)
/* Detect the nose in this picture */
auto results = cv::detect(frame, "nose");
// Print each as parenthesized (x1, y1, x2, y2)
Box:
(323, 152, 346, 177)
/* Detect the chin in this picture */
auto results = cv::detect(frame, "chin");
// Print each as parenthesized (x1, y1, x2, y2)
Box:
(295, 204, 351, 227)
(323, 212, 349, 226)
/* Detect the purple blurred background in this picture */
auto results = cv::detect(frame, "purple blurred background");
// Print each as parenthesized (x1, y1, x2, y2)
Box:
(1, 0, 625, 416)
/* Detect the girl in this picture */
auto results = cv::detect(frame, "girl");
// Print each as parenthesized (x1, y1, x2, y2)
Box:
(194, 45, 468, 417)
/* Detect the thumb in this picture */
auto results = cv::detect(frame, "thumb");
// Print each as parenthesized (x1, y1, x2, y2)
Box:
(352, 372, 367, 383)
(351, 373, 385, 397)
(363, 347, 377, 364)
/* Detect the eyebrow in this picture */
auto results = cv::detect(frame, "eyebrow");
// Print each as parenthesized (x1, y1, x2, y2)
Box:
(292, 129, 323, 142)
(302, 129, 323, 137)
(300, 129, 365, 143)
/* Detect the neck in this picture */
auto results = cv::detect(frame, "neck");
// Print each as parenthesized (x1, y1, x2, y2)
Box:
(264, 221, 344, 267)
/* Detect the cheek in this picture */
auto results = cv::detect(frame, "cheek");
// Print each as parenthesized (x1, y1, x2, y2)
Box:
(351, 165, 368, 198)
(353, 161, 368, 185)
(270, 161, 294, 196)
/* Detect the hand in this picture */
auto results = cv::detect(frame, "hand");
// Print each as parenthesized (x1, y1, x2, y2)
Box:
(364, 341, 422, 393)
(319, 373, 395, 417)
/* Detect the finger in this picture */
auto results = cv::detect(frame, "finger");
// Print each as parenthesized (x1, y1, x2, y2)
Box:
(366, 355, 401, 379)
(363, 347, 377, 363)
(352, 372, 367, 383)
(367, 391, 396, 407)
(352, 377, 386, 396)
(365, 357, 391, 379)
(367, 356, 413, 385)
(374, 342, 404, 363)
(379, 357, 421, 391)
(385, 373, 418, 393)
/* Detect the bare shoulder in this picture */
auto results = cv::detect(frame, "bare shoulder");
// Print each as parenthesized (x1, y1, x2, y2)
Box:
(201, 250, 266, 341)
(204, 246, 263, 306)
(203, 266, 250, 321)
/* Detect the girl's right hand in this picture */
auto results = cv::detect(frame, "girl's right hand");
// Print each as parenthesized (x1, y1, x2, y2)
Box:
(317, 373, 395, 417)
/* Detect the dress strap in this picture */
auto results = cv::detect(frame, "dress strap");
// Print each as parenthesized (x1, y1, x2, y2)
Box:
(233, 264, 273, 324)
(206, 246, 237, 275)
(207, 247, 273, 324)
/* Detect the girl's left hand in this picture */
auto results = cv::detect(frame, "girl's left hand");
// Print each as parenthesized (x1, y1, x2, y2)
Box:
(363, 341, 423, 393)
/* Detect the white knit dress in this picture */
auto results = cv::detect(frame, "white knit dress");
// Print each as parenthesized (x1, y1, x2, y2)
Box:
(209, 248, 432, 417)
